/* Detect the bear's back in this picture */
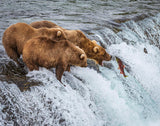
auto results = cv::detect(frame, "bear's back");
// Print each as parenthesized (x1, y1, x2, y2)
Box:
(30, 20, 59, 29)
(25, 37, 69, 50)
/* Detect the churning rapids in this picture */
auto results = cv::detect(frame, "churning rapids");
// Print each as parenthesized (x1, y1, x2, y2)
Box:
(0, 0, 160, 126)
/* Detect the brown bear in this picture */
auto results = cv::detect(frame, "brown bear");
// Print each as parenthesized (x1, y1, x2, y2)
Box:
(30, 20, 60, 29)
(2, 22, 66, 66)
(30, 21, 112, 65)
(22, 37, 87, 83)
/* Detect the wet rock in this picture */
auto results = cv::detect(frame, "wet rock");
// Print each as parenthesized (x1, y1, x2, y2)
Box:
(112, 27, 122, 33)
(0, 60, 42, 91)
(103, 62, 114, 69)
(133, 14, 150, 22)
(87, 59, 99, 72)
(113, 18, 130, 24)
(144, 48, 148, 54)
(59, 118, 66, 125)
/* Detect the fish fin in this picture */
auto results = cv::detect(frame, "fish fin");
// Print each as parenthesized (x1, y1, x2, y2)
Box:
(118, 67, 120, 69)
(123, 65, 125, 68)
(120, 71, 123, 74)
(124, 75, 128, 77)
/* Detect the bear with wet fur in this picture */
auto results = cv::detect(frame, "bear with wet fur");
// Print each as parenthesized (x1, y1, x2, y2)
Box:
(30, 20, 112, 65)
(2, 22, 66, 66)
(30, 20, 60, 29)
(22, 37, 87, 82)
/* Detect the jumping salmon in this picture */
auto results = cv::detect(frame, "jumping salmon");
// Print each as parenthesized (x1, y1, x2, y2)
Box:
(116, 57, 128, 77)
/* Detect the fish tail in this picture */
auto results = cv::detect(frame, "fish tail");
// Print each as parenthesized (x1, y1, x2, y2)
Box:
(124, 75, 128, 77)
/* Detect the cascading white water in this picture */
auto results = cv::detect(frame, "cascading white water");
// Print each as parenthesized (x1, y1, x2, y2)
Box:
(0, 13, 160, 126)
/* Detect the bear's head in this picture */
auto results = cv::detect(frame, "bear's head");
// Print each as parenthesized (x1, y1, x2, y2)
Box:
(65, 41, 87, 67)
(73, 46, 87, 67)
(90, 40, 112, 65)
(77, 30, 112, 65)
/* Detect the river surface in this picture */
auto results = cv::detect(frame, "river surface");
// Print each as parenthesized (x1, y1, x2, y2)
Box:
(0, 0, 160, 126)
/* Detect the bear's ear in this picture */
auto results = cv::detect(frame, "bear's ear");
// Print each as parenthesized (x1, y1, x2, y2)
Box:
(93, 46, 99, 53)
(76, 46, 80, 48)
(57, 31, 62, 37)
(92, 40, 97, 44)
(80, 54, 85, 60)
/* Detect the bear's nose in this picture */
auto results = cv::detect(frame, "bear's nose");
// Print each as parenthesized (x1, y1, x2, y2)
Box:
(83, 62, 87, 67)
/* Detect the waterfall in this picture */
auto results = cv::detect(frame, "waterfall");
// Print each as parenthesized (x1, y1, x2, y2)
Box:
(0, 13, 160, 126)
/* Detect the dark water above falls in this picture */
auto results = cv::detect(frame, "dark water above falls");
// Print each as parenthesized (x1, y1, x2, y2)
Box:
(0, 0, 160, 126)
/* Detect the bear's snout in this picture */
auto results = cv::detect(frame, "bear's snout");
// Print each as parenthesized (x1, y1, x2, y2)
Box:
(105, 53, 112, 61)
(82, 62, 87, 67)
(109, 55, 112, 60)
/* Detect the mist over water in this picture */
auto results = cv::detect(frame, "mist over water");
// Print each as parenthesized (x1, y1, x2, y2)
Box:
(0, 0, 160, 126)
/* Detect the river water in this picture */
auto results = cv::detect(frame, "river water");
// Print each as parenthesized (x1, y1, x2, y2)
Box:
(0, 0, 160, 126)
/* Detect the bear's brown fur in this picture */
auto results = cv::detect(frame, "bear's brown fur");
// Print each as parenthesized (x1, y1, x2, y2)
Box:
(30, 20, 60, 29)
(30, 20, 112, 65)
(2, 22, 66, 66)
(23, 37, 87, 82)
